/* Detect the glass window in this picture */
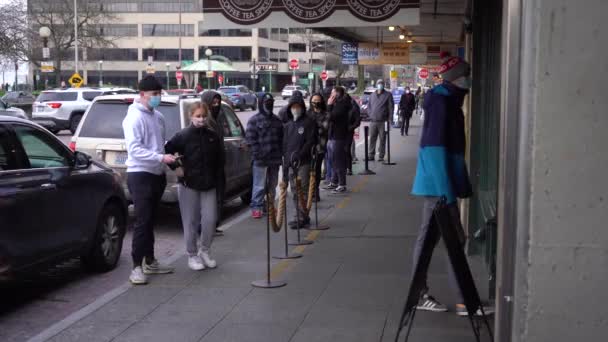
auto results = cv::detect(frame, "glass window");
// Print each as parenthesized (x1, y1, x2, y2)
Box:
(0, 100, 7, 110)
(13, 125, 69, 169)
(280, 28, 289, 42)
(289, 28, 306, 34)
(90, 48, 138, 61)
(82, 92, 102, 101)
(258, 28, 269, 39)
(0, 127, 18, 171)
(141, 0, 197, 12)
(258, 47, 269, 62)
(224, 108, 243, 137)
(289, 43, 307, 53)
(269, 49, 279, 62)
(199, 27, 252, 37)
(96, 24, 138, 37)
(101, 1, 138, 12)
(37, 92, 78, 102)
(201, 47, 251, 62)
(143, 24, 194, 37)
(280, 50, 288, 63)
(218, 87, 237, 94)
(144, 49, 194, 61)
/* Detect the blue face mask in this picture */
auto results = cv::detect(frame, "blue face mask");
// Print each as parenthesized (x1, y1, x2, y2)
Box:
(148, 95, 161, 108)
(377, 84, 384, 91)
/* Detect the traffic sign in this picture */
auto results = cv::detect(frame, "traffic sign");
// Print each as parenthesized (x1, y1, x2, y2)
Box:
(176, 70, 183, 82)
(256, 63, 278, 72)
(320, 70, 328, 81)
(41, 61, 54, 73)
(419, 68, 429, 79)
(289, 59, 299, 70)
(206, 71, 215, 78)
(308, 72, 314, 80)
(68, 73, 83, 88)
(146, 66, 155, 74)
(218, 74, 224, 84)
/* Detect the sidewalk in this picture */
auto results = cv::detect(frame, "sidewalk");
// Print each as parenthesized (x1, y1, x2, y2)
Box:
(32, 117, 493, 342)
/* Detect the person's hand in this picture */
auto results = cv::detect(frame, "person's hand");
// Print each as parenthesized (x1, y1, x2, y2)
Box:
(162, 154, 177, 164)
(327, 93, 336, 105)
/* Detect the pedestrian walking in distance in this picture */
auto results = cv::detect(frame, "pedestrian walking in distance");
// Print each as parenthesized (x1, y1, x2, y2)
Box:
(122, 75, 176, 285)
(367, 79, 394, 162)
(165, 102, 224, 271)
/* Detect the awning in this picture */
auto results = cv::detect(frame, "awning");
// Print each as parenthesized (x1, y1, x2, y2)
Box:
(181, 60, 237, 72)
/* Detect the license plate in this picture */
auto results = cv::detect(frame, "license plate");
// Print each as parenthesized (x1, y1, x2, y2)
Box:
(105, 151, 128, 165)
(35, 105, 45, 112)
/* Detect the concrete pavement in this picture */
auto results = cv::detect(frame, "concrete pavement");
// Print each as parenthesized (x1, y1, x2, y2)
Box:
(28, 116, 493, 342)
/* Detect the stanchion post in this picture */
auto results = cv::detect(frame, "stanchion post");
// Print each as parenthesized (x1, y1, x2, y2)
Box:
(274, 165, 303, 259)
(384, 119, 396, 165)
(289, 162, 313, 246)
(308, 154, 329, 231)
(358, 125, 376, 175)
(252, 168, 287, 288)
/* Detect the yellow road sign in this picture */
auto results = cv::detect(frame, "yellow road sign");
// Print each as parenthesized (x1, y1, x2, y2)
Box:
(68, 73, 83, 88)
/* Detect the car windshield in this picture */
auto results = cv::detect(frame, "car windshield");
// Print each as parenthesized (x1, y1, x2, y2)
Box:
(79, 101, 181, 139)
(284, 86, 296, 91)
(218, 87, 236, 94)
(37, 92, 78, 102)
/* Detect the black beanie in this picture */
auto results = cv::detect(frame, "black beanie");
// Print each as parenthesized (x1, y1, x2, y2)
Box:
(139, 75, 163, 91)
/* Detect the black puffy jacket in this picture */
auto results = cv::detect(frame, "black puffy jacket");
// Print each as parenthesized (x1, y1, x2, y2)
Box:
(165, 125, 225, 191)
(283, 96, 317, 165)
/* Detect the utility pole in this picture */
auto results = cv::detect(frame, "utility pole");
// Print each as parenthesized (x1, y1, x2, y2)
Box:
(74, 0, 79, 74)
(178, 0, 182, 68)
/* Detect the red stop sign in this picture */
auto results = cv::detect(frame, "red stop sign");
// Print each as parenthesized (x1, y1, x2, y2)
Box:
(320, 71, 328, 81)
(176, 71, 183, 80)
(419, 68, 429, 79)
(289, 59, 299, 70)
(218, 74, 224, 84)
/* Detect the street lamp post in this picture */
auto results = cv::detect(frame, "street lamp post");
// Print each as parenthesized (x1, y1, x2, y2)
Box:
(39, 26, 51, 89)
(166, 63, 170, 90)
(205, 48, 212, 90)
(98, 60, 103, 87)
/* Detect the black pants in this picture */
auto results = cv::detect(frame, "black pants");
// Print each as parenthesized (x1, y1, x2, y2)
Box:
(401, 114, 411, 136)
(127, 172, 166, 267)
(346, 131, 355, 171)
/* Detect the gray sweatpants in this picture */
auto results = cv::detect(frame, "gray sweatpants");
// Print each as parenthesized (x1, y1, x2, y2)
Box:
(412, 196, 464, 303)
(177, 185, 218, 256)
(368, 121, 386, 159)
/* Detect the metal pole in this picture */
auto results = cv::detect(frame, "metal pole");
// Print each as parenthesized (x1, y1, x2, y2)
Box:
(166, 65, 170, 90)
(178, 0, 182, 67)
(74, 0, 78, 74)
(359, 125, 376, 175)
(289, 163, 313, 246)
(383, 120, 396, 165)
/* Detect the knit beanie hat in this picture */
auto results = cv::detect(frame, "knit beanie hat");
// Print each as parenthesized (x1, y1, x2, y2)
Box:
(139, 75, 163, 91)
(437, 52, 471, 82)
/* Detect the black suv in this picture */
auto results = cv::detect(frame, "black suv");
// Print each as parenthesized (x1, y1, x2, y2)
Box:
(0, 117, 128, 279)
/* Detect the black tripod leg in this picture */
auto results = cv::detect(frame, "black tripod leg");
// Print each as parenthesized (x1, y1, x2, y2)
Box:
(403, 306, 418, 342)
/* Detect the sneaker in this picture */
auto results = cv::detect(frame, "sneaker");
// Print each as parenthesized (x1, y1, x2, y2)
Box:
(456, 304, 495, 317)
(188, 256, 205, 271)
(416, 294, 448, 312)
(332, 186, 347, 194)
(378, 157, 385, 162)
(289, 218, 311, 229)
(252, 210, 263, 219)
(323, 183, 337, 190)
(198, 251, 217, 269)
(142, 257, 174, 275)
(129, 266, 148, 285)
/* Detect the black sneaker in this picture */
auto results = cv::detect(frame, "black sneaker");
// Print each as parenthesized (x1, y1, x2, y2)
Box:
(378, 157, 385, 162)
(289, 219, 310, 229)
(416, 294, 448, 312)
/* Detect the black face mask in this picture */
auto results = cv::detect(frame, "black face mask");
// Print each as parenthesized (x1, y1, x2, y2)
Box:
(211, 104, 220, 117)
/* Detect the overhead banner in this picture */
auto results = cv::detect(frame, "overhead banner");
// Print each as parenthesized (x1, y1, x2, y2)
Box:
(358, 43, 409, 65)
(341, 43, 358, 65)
(202, 0, 420, 28)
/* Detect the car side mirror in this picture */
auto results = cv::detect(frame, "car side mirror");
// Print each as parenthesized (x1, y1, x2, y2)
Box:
(73, 151, 92, 170)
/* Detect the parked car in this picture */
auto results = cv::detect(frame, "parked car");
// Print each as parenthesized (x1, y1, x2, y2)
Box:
(164, 89, 196, 96)
(0, 117, 128, 279)
(217, 86, 257, 111)
(0, 99, 28, 120)
(71, 94, 253, 206)
(31, 88, 107, 134)
(2, 91, 36, 106)
(281, 85, 309, 100)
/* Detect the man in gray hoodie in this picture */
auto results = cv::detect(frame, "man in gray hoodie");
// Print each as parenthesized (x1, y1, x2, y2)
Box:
(367, 79, 394, 161)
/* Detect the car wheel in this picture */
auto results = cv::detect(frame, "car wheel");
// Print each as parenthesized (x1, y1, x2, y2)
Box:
(82, 203, 126, 272)
(251, 101, 257, 111)
(70, 114, 83, 134)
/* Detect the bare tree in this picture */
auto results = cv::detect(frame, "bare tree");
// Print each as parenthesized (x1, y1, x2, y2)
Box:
(3, 0, 118, 85)
(0, 1, 28, 62)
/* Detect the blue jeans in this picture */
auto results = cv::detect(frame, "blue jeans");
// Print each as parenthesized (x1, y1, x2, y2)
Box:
(325, 150, 333, 182)
(251, 164, 280, 211)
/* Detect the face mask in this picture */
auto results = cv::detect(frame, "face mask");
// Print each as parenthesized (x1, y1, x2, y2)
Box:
(405, 90, 410, 94)
(377, 84, 384, 91)
(452, 76, 472, 89)
(148, 95, 161, 108)
(263, 100, 274, 113)
(191, 117, 204, 127)
(292, 108, 302, 117)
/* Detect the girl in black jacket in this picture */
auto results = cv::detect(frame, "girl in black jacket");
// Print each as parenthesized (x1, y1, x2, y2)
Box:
(165, 102, 224, 271)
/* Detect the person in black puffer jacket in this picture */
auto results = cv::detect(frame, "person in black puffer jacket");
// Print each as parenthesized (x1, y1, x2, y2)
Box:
(165, 102, 224, 271)
(245, 93, 284, 218)
(278, 90, 303, 123)
(307, 93, 329, 201)
(283, 95, 317, 227)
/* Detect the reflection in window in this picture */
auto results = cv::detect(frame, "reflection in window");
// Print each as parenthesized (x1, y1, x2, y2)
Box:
(289, 43, 307, 53)
(258, 28, 269, 39)
(96, 24, 138, 37)
(143, 24, 194, 37)
(200, 47, 252, 62)
(13, 125, 68, 169)
(258, 47, 269, 62)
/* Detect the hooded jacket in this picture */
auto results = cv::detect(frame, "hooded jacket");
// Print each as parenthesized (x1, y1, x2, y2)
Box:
(279, 90, 303, 123)
(201, 90, 228, 139)
(283, 96, 317, 165)
(327, 94, 352, 141)
(165, 124, 224, 191)
(412, 81, 472, 203)
(245, 93, 284, 166)
(307, 93, 329, 155)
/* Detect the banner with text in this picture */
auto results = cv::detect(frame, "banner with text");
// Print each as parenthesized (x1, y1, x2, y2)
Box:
(341, 43, 359, 65)
(358, 43, 409, 65)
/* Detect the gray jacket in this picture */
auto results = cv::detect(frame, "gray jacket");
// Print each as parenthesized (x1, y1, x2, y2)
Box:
(368, 90, 394, 122)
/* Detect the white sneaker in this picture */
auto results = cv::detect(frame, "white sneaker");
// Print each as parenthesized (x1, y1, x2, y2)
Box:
(332, 186, 347, 194)
(142, 257, 174, 274)
(199, 251, 217, 269)
(129, 266, 148, 285)
(187, 256, 205, 271)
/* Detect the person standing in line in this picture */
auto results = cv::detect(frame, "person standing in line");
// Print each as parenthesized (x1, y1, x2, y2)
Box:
(245, 93, 284, 219)
(279, 90, 303, 123)
(122, 75, 176, 285)
(324, 86, 352, 193)
(347, 95, 361, 175)
(399, 87, 417, 136)
(307, 93, 329, 202)
(367, 79, 394, 162)
(283, 96, 317, 228)
(165, 102, 223, 271)
(411, 52, 493, 316)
